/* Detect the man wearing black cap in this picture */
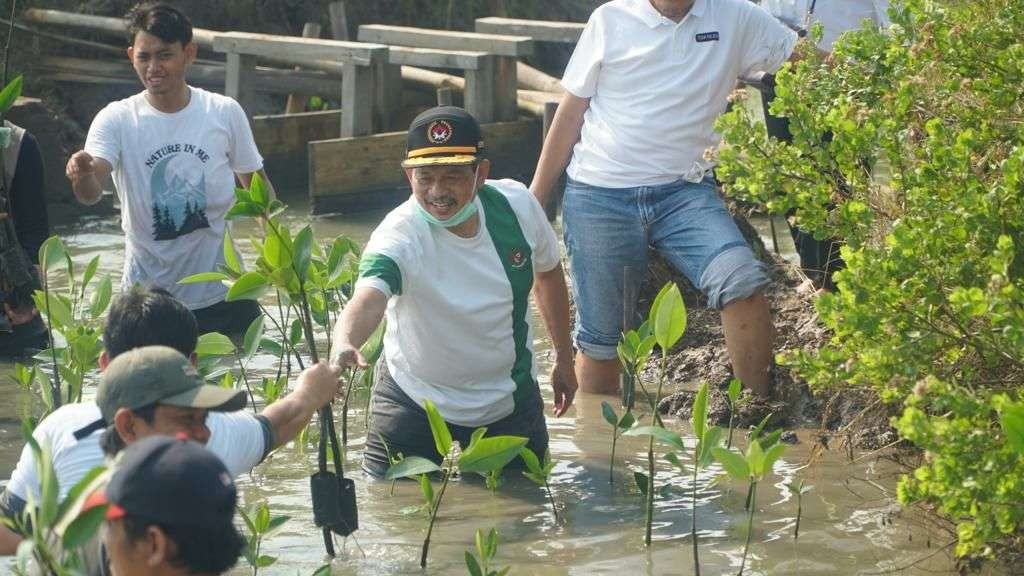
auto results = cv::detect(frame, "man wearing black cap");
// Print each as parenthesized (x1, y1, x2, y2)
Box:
(90, 435, 245, 575)
(332, 106, 577, 478)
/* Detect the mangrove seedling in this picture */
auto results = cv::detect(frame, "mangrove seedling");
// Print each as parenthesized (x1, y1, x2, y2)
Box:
(465, 527, 511, 576)
(619, 282, 686, 546)
(611, 320, 655, 484)
(520, 447, 559, 522)
(726, 378, 742, 449)
(385, 400, 527, 568)
(6, 420, 109, 575)
(712, 438, 788, 576)
(239, 501, 290, 576)
(786, 479, 813, 539)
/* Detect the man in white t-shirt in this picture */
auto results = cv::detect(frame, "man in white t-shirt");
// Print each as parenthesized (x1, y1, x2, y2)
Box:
(0, 287, 341, 555)
(64, 2, 274, 334)
(531, 0, 802, 398)
(331, 107, 578, 478)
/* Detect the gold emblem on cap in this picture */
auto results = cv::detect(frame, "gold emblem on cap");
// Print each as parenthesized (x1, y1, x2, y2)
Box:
(427, 120, 454, 145)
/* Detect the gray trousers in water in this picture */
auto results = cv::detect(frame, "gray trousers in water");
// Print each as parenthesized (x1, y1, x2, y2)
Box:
(362, 360, 549, 479)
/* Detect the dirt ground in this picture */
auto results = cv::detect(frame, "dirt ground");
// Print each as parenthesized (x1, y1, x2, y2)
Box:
(626, 207, 901, 452)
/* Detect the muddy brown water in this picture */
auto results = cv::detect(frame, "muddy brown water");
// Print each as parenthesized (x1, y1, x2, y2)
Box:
(0, 198, 995, 575)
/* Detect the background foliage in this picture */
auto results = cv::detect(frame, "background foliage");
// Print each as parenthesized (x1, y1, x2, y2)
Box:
(717, 0, 1024, 560)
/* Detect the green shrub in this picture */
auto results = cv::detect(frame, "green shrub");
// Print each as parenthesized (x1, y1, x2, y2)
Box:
(716, 0, 1024, 559)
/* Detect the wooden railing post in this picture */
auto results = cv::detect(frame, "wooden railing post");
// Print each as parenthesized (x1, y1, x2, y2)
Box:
(494, 55, 518, 121)
(342, 62, 375, 137)
(465, 54, 497, 123)
(225, 53, 258, 116)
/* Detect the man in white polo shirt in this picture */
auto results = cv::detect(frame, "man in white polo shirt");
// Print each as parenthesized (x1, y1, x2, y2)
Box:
(531, 0, 800, 398)
(332, 106, 577, 478)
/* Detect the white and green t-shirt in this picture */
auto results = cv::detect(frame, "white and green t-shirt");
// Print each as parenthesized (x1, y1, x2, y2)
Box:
(356, 179, 560, 427)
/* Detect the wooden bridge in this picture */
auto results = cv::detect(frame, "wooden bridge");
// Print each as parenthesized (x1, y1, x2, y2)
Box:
(19, 7, 586, 214)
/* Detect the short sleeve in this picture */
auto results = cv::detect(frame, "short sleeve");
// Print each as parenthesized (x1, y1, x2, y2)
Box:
(524, 193, 560, 273)
(226, 100, 264, 174)
(4, 440, 38, 501)
(356, 219, 414, 298)
(741, 3, 800, 78)
(205, 411, 268, 477)
(560, 9, 606, 98)
(83, 104, 122, 171)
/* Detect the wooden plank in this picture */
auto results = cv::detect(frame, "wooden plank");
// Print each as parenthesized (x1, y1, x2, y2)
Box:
(341, 63, 374, 137)
(309, 119, 542, 214)
(23, 8, 218, 47)
(475, 17, 585, 44)
(214, 31, 386, 66)
(374, 62, 403, 133)
(225, 53, 258, 116)
(358, 24, 534, 58)
(494, 56, 519, 121)
(464, 55, 497, 124)
(32, 56, 339, 96)
(252, 110, 341, 193)
(387, 46, 487, 70)
(329, 1, 349, 40)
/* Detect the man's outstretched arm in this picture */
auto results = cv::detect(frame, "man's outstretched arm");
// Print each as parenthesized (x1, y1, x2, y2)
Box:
(533, 263, 578, 416)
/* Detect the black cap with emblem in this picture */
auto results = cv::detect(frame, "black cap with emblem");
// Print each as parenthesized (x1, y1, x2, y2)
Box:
(402, 106, 484, 168)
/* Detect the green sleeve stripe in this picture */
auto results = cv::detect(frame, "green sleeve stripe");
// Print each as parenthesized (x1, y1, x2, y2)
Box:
(359, 253, 402, 295)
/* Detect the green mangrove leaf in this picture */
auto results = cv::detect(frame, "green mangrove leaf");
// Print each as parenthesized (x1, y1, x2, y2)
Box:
(465, 552, 483, 576)
(623, 425, 686, 452)
(360, 319, 386, 365)
(223, 229, 243, 275)
(747, 440, 766, 477)
(419, 473, 434, 504)
(519, 447, 542, 475)
(691, 382, 710, 440)
(196, 332, 236, 356)
(249, 172, 270, 208)
(62, 504, 107, 549)
(0, 76, 24, 115)
(664, 452, 683, 469)
(259, 337, 283, 357)
(178, 271, 231, 285)
(289, 318, 303, 346)
(484, 528, 498, 559)
(242, 315, 265, 358)
(385, 456, 441, 480)
(294, 226, 314, 282)
(697, 426, 724, 468)
(255, 555, 277, 568)
(727, 378, 742, 405)
(38, 233, 67, 272)
(254, 502, 270, 533)
(751, 413, 773, 441)
(81, 255, 100, 291)
(226, 271, 269, 302)
(89, 276, 113, 319)
(424, 400, 453, 458)
(263, 229, 292, 269)
(759, 429, 784, 451)
(651, 282, 686, 351)
(55, 466, 108, 525)
(761, 442, 787, 477)
(459, 436, 529, 474)
(633, 471, 650, 496)
(311, 565, 332, 576)
(1001, 402, 1024, 452)
(238, 506, 256, 536)
(267, 515, 290, 533)
(618, 411, 637, 430)
(35, 291, 72, 329)
(226, 201, 262, 219)
(712, 447, 750, 480)
(601, 401, 618, 427)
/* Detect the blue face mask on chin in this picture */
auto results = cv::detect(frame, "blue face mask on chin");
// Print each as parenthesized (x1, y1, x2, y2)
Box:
(415, 164, 481, 228)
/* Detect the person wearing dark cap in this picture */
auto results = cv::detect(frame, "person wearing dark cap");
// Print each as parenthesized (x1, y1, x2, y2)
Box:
(89, 435, 245, 575)
(332, 106, 578, 478)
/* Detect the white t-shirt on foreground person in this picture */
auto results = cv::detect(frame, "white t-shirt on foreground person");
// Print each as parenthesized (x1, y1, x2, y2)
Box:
(84, 86, 263, 309)
(760, 0, 891, 52)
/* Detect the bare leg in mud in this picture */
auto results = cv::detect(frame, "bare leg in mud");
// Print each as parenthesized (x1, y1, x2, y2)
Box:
(575, 354, 620, 395)
(721, 291, 773, 398)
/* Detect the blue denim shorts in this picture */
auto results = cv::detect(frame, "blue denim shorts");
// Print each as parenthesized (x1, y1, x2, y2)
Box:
(562, 176, 769, 361)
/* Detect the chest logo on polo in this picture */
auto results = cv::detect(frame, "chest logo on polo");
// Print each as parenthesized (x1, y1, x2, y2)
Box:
(509, 247, 530, 270)
(695, 31, 720, 43)
(427, 120, 453, 144)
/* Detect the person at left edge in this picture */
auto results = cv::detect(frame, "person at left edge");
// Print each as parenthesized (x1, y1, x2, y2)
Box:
(64, 2, 274, 334)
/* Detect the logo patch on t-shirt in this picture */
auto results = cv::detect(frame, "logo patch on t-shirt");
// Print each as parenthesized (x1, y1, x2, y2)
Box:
(695, 31, 720, 43)
(509, 247, 529, 270)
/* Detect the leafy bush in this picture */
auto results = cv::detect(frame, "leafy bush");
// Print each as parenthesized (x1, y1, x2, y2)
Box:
(716, 0, 1024, 559)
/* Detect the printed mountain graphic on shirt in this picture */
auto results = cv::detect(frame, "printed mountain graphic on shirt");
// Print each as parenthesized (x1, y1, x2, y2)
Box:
(150, 153, 210, 241)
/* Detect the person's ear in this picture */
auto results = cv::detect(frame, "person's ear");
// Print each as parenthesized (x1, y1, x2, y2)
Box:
(113, 408, 139, 444)
(127, 46, 134, 63)
(403, 167, 414, 186)
(99, 350, 110, 371)
(146, 525, 172, 568)
(183, 41, 197, 65)
(476, 159, 491, 187)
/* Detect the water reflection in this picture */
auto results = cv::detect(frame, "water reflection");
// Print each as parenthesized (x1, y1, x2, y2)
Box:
(0, 202, 992, 575)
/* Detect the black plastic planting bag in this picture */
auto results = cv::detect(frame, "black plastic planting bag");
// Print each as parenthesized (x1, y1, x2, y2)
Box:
(311, 471, 358, 537)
